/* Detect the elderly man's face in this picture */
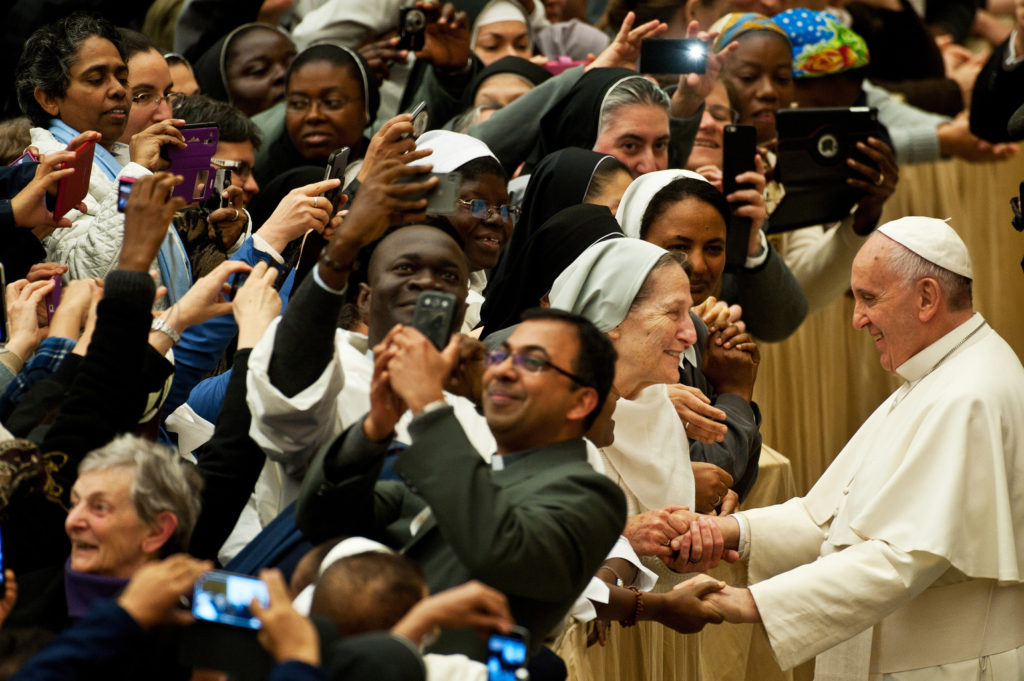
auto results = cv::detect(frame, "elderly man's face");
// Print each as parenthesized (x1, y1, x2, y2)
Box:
(850, 237, 929, 373)
(65, 466, 157, 579)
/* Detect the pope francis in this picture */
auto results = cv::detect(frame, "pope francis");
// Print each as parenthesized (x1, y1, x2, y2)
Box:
(686, 216, 1024, 680)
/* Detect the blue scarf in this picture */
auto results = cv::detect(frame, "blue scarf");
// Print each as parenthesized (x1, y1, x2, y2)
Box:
(48, 119, 123, 182)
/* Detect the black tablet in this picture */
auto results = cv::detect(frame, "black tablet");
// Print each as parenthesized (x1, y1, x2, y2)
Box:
(768, 107, 881, 233)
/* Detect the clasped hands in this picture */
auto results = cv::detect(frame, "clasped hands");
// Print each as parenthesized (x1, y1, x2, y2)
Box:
(623, 506, 739, 573)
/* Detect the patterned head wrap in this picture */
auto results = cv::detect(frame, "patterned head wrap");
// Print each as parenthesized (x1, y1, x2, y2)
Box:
(772, 8, 870, 78)
(710, 12, 790, 52)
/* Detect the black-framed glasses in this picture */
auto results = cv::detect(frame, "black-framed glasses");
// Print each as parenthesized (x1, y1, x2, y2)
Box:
(707, 104, 740, 124)
(285, 95, 358, 113)
(210, 158, 254, 180)
(456, 198, 520, 223)
(132, 91, 186, 109)
(485, 349, 588, 386)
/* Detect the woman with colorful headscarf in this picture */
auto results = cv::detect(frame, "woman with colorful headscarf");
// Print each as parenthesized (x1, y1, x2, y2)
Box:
(715, 11, 899, 312)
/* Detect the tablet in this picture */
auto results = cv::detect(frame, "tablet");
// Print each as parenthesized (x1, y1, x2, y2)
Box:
(768, 107, 881, 233)
(165, 123, 219, 204)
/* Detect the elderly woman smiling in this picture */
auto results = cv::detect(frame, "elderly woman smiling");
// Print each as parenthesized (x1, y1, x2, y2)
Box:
(549, 239, 713, 573)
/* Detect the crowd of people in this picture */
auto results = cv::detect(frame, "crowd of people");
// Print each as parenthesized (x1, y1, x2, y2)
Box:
(0, 0, 1022, 679)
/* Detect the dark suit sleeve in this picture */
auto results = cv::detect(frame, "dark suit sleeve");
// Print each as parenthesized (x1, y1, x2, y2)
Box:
(295, 418, 409, 545)
(728, 243, 808, 342)
(394, 408, 626, 602)
(189, 348, 267, 560)
(320, 628, 425, 681)
(681, 314, 762, 500)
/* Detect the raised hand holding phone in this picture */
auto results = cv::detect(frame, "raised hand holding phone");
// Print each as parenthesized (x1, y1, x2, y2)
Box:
(119, 173, 187, 272)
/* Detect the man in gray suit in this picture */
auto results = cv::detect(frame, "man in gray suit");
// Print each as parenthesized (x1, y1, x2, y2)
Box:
(296, 307, 627, 662)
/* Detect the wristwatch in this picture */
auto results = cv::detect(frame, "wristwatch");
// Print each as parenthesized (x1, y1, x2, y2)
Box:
(151, 316, 181, 344)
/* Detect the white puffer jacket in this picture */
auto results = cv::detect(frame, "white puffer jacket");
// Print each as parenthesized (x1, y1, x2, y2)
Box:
(31, 127, 151, 281)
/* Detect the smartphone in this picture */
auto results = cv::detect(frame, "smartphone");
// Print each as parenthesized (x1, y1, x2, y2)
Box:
(397, 6, 427, 51)
(45, 274, 63, 322)
(411, 291, 458, 350)
(202, 167, 232, 213)
(722, 124, 757, 269)
(8, 149, 38, 166)
(192, 570, 269, 630)
(0, 263, 6, 345)
(395, 171, 461, 215)
(401, 102, 428, 141)
(117, 177, 135, 213)
(228, 271, 250, 300)
(54, 139, 95, 220)
(322, 147, 351, 215)
(640, 38, 707, 74)
(487, 626, 529, 681)
(164, 123, 220, 204)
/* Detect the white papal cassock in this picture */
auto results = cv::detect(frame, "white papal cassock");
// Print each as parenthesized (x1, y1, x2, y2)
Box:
(734, 313, 1024, 680)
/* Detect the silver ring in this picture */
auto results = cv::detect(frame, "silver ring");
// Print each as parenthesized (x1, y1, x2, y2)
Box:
(684, 421, 690, 430)
(713, 495, 722, 506)
(313, 196, 320, 209)
(232, 208, 239, 221)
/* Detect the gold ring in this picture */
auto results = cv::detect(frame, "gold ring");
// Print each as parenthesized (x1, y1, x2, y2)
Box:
(875, 173, 885, 187)
(713, 495, 722, 506)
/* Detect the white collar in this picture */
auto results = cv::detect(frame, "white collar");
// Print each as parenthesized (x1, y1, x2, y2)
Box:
(895, 312, 986, 383)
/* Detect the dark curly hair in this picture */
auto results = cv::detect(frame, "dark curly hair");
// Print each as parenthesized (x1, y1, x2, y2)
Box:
(15, 13, 126, 127)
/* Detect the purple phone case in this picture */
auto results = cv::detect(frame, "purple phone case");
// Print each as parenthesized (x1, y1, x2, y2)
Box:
(45, 275, 63, 322)
(167, 125, 219, 204)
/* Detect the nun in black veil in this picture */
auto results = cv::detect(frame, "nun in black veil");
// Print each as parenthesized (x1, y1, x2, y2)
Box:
(480, 148, 632, 336)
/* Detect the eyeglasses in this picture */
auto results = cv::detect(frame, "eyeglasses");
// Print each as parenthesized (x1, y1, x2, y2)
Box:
(485, 349, 588, 386)
(707, 104, 740, 124)
(131, 91, 186, 109)
(456, 199, 520, 223)
(210, 158, 254, 180)
(285, 95, 358, 113)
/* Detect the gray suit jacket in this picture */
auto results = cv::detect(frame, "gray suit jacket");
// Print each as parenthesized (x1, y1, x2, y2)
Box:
(296, 406, 626, 661)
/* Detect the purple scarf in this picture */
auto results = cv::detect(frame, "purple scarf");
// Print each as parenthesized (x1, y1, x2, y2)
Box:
(64, 558, 130, 618)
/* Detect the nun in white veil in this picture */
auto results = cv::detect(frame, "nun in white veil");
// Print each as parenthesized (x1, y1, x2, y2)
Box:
(549, 238, 701, 586)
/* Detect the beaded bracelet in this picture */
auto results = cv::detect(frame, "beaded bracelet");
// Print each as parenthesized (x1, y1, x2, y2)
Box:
(620, 585, 644, 627)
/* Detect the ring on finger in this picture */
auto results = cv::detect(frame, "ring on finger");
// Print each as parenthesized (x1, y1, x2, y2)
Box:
(232, 208, 239, 221)
(684, 421, 690, 430)
(313, 196, 319, 209)
(712, 495, 722, 506)
(875, 173, 885, 187)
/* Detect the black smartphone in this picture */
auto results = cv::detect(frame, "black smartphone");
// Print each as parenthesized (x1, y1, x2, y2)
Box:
(639, 38, 707, 74)
(117, 177, 135, 213)
(322, 146, 351, 215)
(192, 570, 269, 630)
(722, 124, 757, 269)
(395, 171, 461, 215)
(401, 101, 429, 141)
(487, 626, 529, 681)
(397, 6, 427, 51)
(202, 167, 232, 213)
(411, 290, 458, 350)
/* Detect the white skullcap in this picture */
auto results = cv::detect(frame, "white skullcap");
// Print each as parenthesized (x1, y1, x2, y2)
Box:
(291, 537, 393, 615)
(410, 130, 498, 173)
(877, 216, 973, 280)
(616, 169, 711, 239)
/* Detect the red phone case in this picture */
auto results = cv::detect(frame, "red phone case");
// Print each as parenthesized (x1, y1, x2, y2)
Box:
(53, 140, 96, 220)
